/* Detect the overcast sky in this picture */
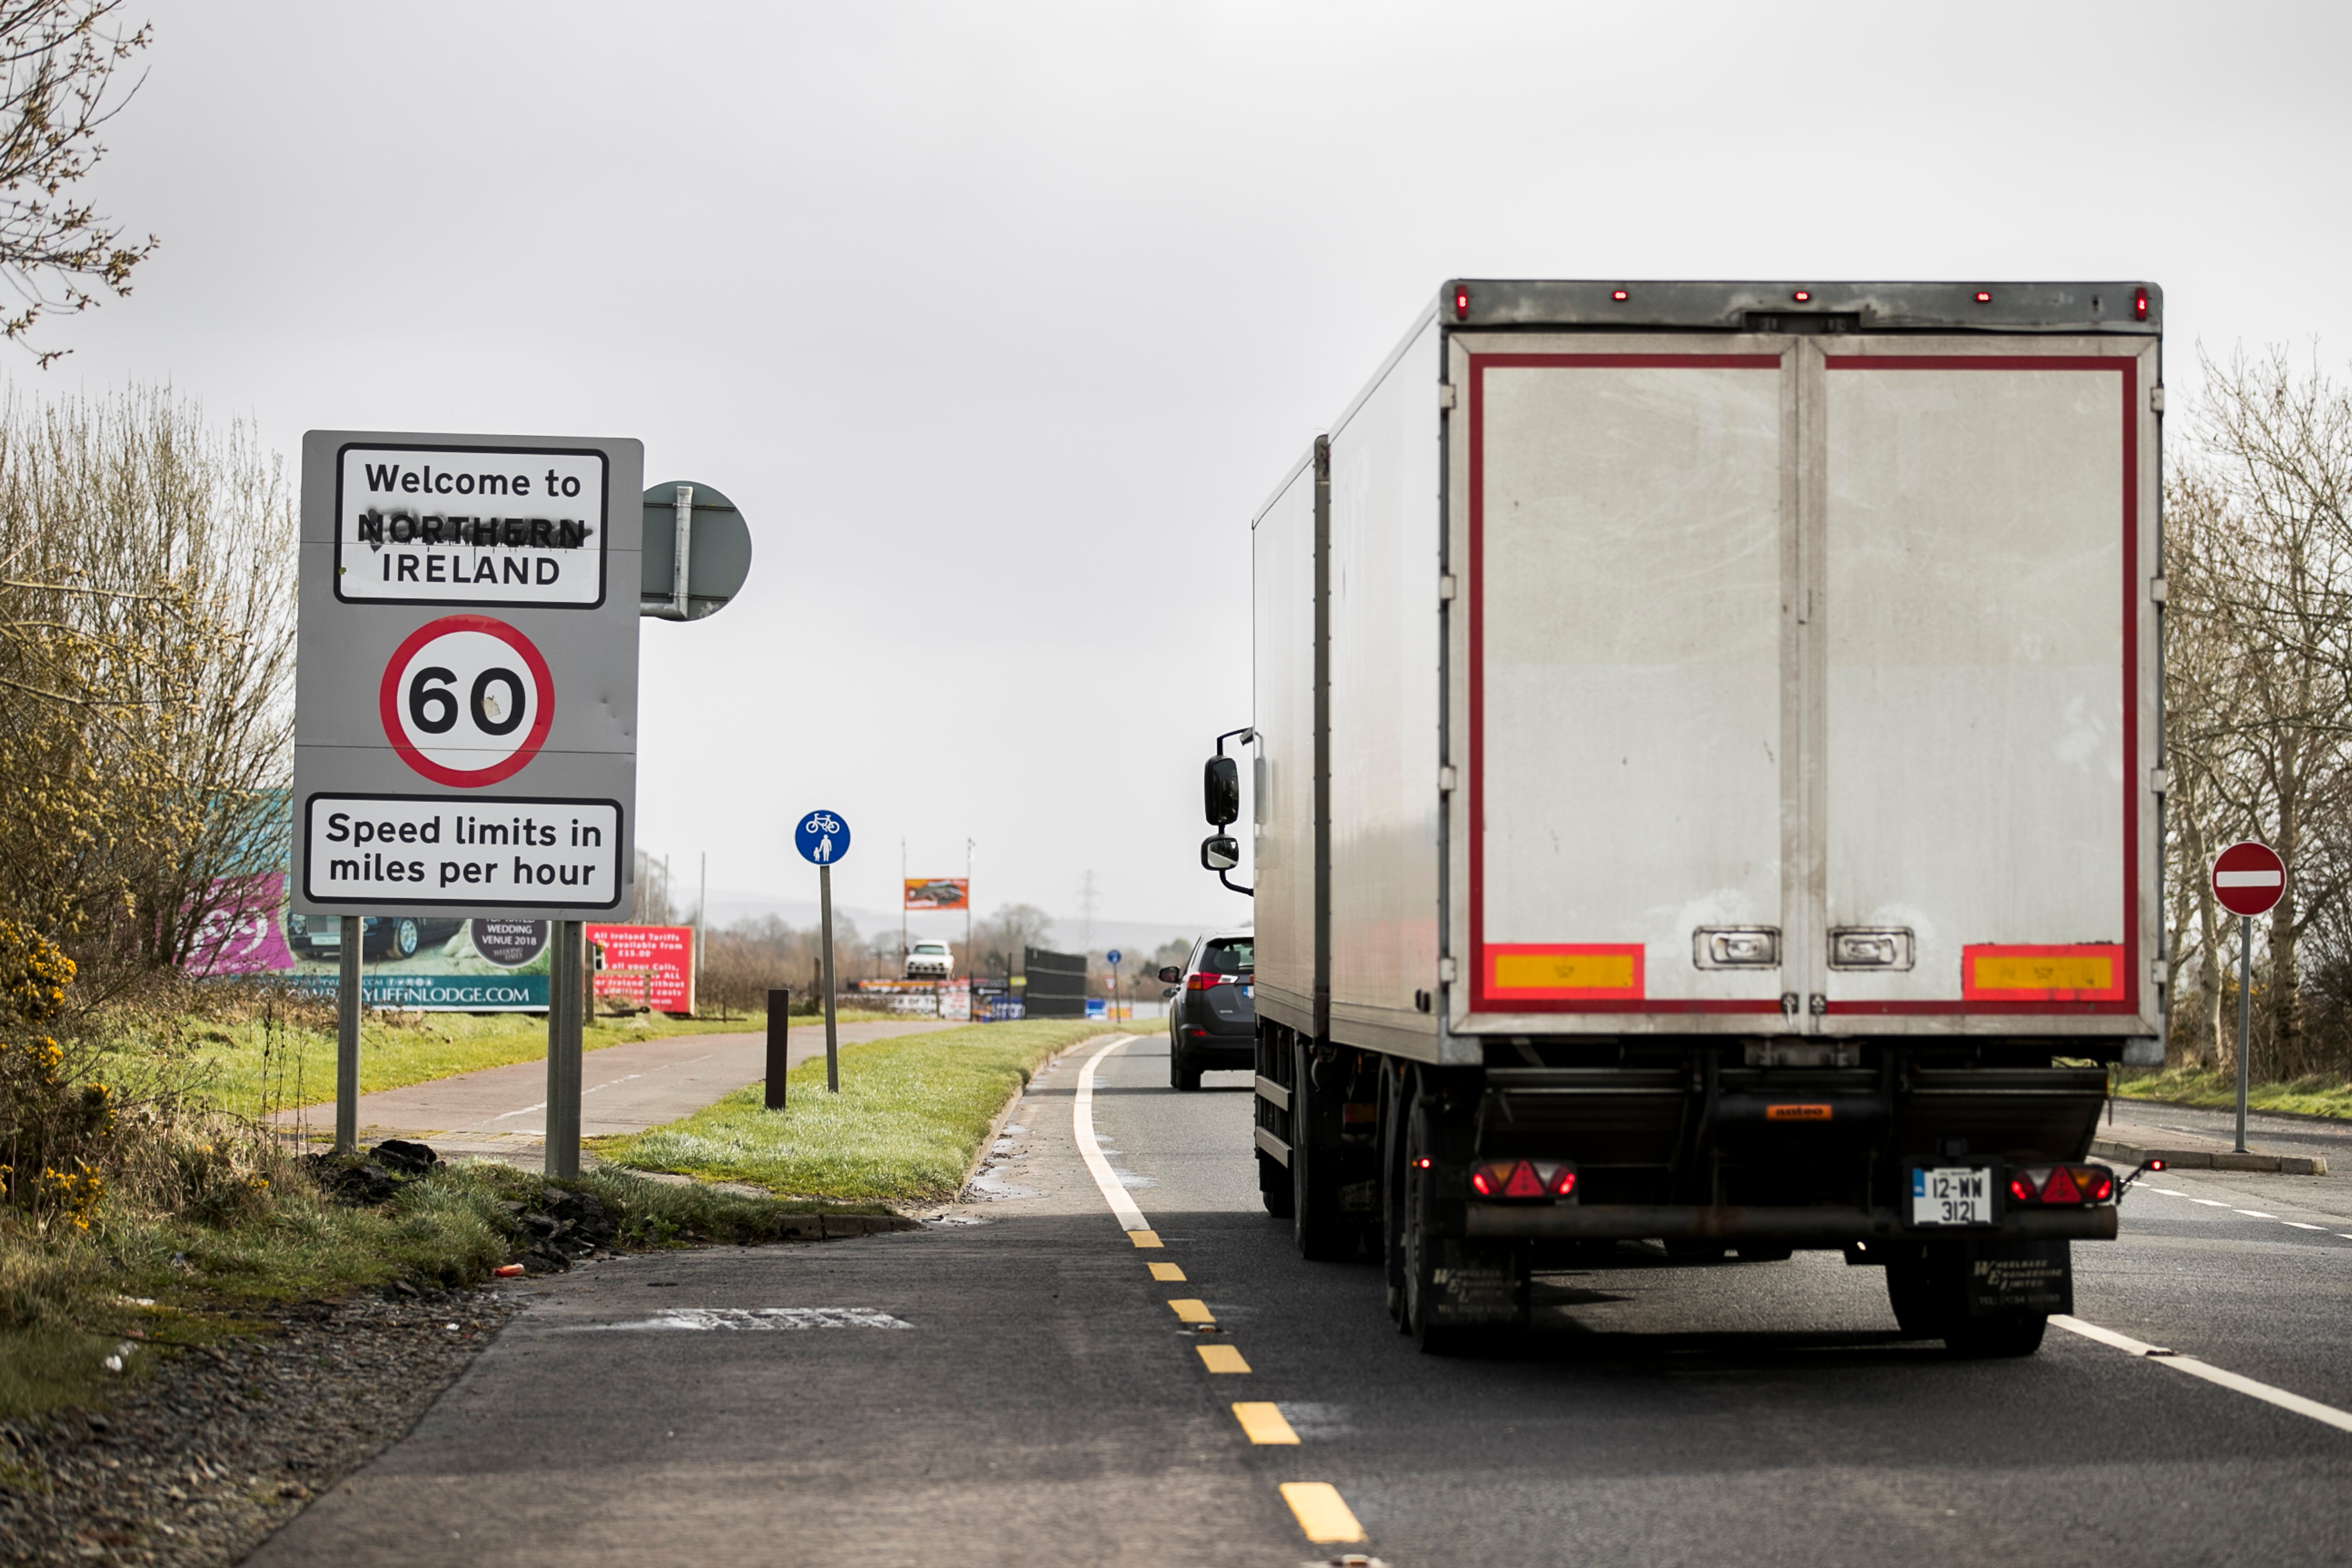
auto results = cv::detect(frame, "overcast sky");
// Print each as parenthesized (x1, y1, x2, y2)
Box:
(46, 0, 2352, 941)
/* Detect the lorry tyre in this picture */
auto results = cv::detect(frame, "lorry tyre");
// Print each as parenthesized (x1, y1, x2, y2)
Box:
(1944, 1313, 2049, 1359)
(1735, 1244, 1794, 1263)
(1885, 1255, 1942, 1339)
(1259, 1150, 1294, 1218)
(1664, 1239, 1728, 1263)
(1292, 1040, 1353, 1261)
(1382, 1064, 1409, 1330)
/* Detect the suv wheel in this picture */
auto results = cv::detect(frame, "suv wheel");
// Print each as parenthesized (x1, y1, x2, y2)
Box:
(1169, 1043, 1201, 1092)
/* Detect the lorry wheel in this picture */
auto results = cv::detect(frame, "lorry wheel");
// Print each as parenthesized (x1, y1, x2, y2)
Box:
(1945, 1313, 2049, 1359)
(1663, 1239, 1728, 1263)
(1884, 1257, 1942, 1339)
(1291, 1041, 1354, 1260)
(1735, 1244, 1794, 1263)
(1258, 1151, 1294, 1218)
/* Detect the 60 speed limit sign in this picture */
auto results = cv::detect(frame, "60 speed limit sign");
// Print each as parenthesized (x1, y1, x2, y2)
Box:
(291, 431, 643, 919)
(379, 615, 554, 786)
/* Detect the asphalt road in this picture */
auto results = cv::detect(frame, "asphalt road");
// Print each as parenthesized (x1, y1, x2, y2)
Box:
(253, 1033, 2352, 1566)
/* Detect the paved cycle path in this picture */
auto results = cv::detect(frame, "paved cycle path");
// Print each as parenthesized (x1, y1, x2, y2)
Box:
(273, 1019, 957, 1158)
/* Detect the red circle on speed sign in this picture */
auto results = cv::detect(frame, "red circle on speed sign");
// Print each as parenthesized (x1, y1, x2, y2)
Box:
(378, 614, 555, 787)
(2212, 840, 2286, 918)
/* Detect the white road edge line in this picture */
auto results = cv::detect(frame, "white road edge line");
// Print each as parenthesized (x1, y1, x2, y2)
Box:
(2051, 1315, 2352, 1435)
(1074, 1035, 1147, 1232)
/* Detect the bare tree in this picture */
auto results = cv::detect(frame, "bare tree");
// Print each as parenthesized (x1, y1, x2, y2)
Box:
(0, 2, 156, 366)
(0, 386, 294, 993)
(2163, 346, 2352, 1078)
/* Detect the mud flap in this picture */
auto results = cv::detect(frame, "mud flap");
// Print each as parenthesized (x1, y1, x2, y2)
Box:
(1965, 1239, 2071, 1318)
(1425, 1240, 1527, 1328)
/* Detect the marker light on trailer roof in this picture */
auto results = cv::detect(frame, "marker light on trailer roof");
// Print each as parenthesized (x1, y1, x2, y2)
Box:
(1974, 291, 1992, 303)
(1454, 285, 1470, 320)
(1792, 290, 1811, 302)
(1611, 289, 1629, 301)
(2135, 287, 2150, 320)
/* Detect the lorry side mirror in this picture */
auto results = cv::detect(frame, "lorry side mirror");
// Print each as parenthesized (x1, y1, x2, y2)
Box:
(1200, 835, 1240, 872)
(1204, 755, 1239, 826)
(1157, 965, 1182, 984)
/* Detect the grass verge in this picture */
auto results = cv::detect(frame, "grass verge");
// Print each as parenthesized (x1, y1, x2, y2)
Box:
(2116, 1066, 2352, 1120)
(0, 1156, 897, 1419)
(596, 1018, 1120, 1200)
(106, 1005, 904, 1121)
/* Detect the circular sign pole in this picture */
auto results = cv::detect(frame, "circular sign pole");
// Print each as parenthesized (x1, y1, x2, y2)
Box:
(796, 811, 852, 1094)
(2212, 841, 2287, 1153)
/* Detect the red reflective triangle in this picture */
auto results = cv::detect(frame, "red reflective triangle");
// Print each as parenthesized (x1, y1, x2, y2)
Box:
(2041, 1166, 2082, 1205)
(1503, 1160, 1545, 1198)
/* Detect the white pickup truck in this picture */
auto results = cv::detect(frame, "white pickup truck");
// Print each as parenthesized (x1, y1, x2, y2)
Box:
(905, 940, 955, 980)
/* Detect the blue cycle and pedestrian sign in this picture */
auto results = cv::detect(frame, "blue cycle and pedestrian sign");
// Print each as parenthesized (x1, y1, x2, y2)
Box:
(795, 810, 851, 865)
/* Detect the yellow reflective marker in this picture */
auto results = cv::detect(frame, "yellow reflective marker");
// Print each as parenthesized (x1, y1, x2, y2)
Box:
(1168, 1298, 1214, 1325)
(1196, 1343, 1251, 1373)
(1127, 1229, 1163, 1248)
(1231, 1402, 1299, 1445)
(1279, 1482, 1366, 1544)
(1148, 1262, 1187, 1282)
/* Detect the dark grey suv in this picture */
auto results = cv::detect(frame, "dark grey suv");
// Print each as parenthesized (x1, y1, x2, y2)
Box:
(1162, 930, 1254, 1091)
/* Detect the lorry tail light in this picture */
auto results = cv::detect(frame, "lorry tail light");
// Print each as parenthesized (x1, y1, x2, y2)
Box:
(2007, 1164, 2113, 1205)
(2134, 287, 2149, 320)
(1454, 285, 1470, 320)
(1470, 1159, 1577, 1201)
(1413, 1157, 1432, 1170)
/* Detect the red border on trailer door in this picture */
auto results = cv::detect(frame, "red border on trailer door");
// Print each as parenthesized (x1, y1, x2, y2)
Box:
(1465, 352, 2142, 1018)
(1465, 354, 1784, 1015)
(1816, 356, 2138, 1017)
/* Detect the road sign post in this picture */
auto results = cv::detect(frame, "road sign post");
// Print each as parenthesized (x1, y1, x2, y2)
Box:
(2212, 840, 2287, 1154)
(796, 810, 852, 1094)
(292, 430, 644, 1176)
(1107, 949, 1122, 1021)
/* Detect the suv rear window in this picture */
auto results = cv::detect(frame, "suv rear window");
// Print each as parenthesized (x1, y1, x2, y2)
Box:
(1199, 939, 1253, 975)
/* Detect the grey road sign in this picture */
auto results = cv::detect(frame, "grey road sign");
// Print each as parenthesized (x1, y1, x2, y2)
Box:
(640, 481, 752, 621)
(292, 430, 644, 922)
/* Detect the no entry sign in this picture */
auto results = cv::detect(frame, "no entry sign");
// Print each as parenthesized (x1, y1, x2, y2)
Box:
(2212, 840, 2286, 918)
(292, 430, 643, 920)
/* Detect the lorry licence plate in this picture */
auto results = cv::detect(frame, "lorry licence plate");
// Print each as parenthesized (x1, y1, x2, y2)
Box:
(1909, 1166, 1993, 1227)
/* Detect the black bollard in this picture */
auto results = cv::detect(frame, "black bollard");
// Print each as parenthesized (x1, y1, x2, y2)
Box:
(765, 988, 790, 1109)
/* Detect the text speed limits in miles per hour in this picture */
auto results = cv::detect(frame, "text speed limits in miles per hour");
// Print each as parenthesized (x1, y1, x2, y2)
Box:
(303, 795, 622, 908)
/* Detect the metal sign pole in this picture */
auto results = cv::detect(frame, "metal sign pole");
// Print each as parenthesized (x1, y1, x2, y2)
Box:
(2236, 913, 2253, 1154)
(821, 862, 840, 1093)
(546, 920, 584, 1177)
(335, 915, 362, 1153)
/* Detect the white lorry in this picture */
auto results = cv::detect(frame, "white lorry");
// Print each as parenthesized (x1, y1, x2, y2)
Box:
(1200, 279, 2165, 1355)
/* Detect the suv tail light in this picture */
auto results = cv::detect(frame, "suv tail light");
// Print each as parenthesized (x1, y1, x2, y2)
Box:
(2006, 1164, 2115, 1206)
(1184, 972, 1235, 991)
(1468, 1159, 1577, 1201)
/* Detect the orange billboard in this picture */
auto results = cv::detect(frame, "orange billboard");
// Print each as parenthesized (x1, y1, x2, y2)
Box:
(904, 877, 969, 911)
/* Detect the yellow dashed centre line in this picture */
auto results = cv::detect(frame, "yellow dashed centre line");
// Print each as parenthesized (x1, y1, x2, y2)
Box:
(1196, 1343, 1251, 1373)
(1127, 1229, 1163, 1248)
(1231, 1402, 1299, 1444)
(1168, 1298, 1215, 1325)
(1279, 1481, 1366, 1543)
(1149, 1262, 1187, 1282)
